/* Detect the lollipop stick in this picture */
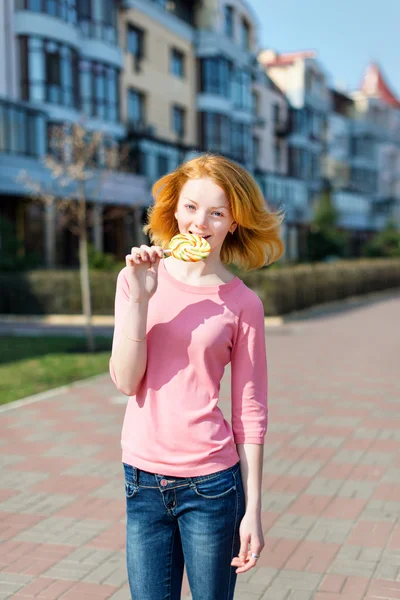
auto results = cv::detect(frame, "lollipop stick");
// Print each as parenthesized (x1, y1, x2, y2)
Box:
(163, 248, 172, 255)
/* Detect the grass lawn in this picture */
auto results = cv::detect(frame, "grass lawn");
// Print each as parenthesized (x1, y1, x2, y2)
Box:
(0, 335, 112, 406)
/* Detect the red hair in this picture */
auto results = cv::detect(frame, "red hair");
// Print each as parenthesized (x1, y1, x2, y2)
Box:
(144, 153, 285, 271)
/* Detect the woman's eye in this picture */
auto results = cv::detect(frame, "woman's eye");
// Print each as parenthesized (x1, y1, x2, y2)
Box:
(213, 211, 224, 217)
(185, 204, 195, 210)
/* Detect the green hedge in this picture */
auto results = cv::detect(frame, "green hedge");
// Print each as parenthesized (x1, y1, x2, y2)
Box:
(0, 259, 399, 317)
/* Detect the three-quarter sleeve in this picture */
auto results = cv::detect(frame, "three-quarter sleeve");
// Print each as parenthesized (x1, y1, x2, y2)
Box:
(109, 267, 130, 391)
(230, 293, 268, 444)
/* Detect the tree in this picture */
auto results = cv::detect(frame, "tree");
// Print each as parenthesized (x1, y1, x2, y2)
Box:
(307, 185, 349, 261)
(18, 122, 129, 351)
(363, 218, 400, 258)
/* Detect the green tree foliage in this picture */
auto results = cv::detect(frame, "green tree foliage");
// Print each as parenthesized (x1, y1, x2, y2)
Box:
(363, 218, 400, 258)
(307, 187, 349, 262)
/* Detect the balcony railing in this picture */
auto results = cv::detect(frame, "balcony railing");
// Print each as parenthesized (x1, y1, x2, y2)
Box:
(0, 98, 46, 158)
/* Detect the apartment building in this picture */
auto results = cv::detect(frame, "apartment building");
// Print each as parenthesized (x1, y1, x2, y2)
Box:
(352, 63, 400, 230)
(0, 0, 149, 267)
(259, 49, 331, 204)
(258, 49, 331, 258)
(325, 89, 373, 255)
(119, 0, 197, 182)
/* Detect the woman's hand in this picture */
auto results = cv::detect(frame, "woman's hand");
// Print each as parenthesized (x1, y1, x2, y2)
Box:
(125, 245, 164, 302)
(231, 512, 265, 574)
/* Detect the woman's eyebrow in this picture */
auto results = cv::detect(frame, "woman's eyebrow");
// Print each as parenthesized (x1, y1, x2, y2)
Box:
(184, 198, 229, 209)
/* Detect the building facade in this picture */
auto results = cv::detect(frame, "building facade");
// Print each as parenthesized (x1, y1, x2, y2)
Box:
(1, 3, 398, 268)
(0, 0, 150, 267)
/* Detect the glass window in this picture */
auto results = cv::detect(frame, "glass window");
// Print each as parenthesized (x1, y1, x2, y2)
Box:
(0, 99, 42, 157)
(78, 60, 119, 122)
(157, 154, 169, 178)
(128, 89, 145, 124)
(172, 105, 185, 137)
(19, 35, 79, 108)
(253, 136, 260, 167)
(233, 69, 252, 111)
(171, 48, 185, 78)
(16, 0, 77, 24)
(240, 18, 250, 50)
(275, 141, 281, 172)
(200, 112, 231, 155)
(77, 0, 116, 43)
(127, 25, 144, 59)
(252, 91, 259, 116)
(224, 5, 234, 38)
(200, 57, 232, 98)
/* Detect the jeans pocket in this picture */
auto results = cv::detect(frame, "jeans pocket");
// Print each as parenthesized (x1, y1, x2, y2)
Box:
(123, 463, 139, 499)
(192, 469, 237, 499)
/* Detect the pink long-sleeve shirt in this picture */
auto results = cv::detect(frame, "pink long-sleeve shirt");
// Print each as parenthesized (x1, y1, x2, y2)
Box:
(110, 259, 268, 477)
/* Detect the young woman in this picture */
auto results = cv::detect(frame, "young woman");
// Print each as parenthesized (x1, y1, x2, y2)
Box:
(110, 153, 284, 600)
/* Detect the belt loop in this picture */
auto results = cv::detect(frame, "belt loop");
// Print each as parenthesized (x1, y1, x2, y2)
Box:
(133, 466, 139, 485)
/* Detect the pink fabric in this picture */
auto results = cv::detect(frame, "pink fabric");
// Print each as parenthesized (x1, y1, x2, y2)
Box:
(110, 259, 268, 477)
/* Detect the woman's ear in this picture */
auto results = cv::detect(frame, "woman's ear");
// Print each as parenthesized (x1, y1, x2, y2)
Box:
(230, 222, 237, 234)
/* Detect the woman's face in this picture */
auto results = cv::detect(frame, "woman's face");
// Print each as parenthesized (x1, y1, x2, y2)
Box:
(174, 178, 237, 255)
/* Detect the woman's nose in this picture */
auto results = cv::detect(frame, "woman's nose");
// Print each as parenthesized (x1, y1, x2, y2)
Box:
(194, 213, 208, 227)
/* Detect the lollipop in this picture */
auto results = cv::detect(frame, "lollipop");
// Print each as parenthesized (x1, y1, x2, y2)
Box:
(165, 233, 211, 262)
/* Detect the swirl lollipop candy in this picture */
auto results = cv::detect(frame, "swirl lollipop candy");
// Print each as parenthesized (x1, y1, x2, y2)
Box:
(165, 233, 211, 262)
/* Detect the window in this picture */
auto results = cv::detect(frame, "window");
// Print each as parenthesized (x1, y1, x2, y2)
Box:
(200, 112, 231, 155)
(252, 91, 259, 117)
(45, 45, 60, 86)
(224, 5, 234, 38)
(252, 136, 260, 167)
(233, 69, 252, 112)
(240, 18, 250, 50)
(231, 121, 251, 163)
(15, 0, 77, 24)
(127, 89, 145, 125)
(157, 154, 169, 178)
(171, 48, 185, 78)
(79, 59, 119, 122)
(273, 104, 280, 126)
(127, 25, 144, 59)
(200, 57, 232, 98)
(19, 36, 79, 108)
(172, 105, 185, 138)
(0, 98, 44, 157)
(77, 0, 117, 44)
(274, 141, 281, 172)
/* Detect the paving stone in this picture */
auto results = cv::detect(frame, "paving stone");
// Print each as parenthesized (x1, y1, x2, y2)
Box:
(0, 469, 48, 491)
(0, 491, 76, 515)
(305, 477, 345, 496)
(64, 460, 122, 478)
(338, 480, 378, 499)
(15, 516, 110, 545)
(307, 518, 354, 544)
(1, 294, 399, 599)
(360, 499, 400, 522)
(261, 492, 297, 512)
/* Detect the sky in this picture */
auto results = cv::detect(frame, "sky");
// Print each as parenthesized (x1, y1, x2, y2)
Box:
(248, 0, 400, 97)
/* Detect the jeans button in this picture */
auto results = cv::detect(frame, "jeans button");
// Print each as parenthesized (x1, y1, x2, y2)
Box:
(160, 479, 168, 486)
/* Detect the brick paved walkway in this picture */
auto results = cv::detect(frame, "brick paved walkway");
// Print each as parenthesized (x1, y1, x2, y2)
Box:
(1, 293, 399, 600)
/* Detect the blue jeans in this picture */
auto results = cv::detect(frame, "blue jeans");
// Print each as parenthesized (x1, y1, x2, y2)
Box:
(123, 460, 245, 600)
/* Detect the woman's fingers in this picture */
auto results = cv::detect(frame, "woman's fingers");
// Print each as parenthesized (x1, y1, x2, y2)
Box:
(126, 245, 164, 266)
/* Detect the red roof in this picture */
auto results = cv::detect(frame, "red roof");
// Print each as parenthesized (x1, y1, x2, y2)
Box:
(260, 50, 316, 68)
(360, 63, 400, 109)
